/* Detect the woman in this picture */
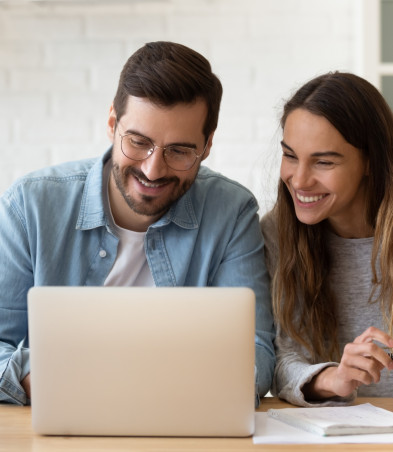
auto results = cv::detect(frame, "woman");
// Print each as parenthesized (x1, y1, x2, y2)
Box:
(261, 72, 393, 406)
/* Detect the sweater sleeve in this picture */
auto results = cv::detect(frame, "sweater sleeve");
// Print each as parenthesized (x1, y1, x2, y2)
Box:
(260, 210, 356, 407)
(273, 326, 355, 406)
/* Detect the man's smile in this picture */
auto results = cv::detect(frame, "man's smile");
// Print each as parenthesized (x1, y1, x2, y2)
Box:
(135, 174, 169, 189)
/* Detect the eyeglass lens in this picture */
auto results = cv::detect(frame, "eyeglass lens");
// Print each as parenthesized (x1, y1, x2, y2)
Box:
(121, 133, 199, 171)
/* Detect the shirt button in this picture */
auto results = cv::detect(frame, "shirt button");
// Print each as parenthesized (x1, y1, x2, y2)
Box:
(99, 249, 107, 258)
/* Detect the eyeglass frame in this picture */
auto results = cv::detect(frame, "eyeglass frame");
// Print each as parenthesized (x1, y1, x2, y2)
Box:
(115, 120, 209, 171)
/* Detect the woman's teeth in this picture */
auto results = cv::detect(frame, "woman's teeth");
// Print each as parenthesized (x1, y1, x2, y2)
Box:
(296, 193, 325, 203)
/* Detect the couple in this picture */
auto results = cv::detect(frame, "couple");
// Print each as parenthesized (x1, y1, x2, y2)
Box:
(1, 41, 392, 407)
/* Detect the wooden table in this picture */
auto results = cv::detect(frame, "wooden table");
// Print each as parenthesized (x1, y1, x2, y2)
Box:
(1, 397, 393, 451)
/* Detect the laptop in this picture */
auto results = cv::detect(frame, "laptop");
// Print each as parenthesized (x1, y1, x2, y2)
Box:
(27, 286, 256, 437)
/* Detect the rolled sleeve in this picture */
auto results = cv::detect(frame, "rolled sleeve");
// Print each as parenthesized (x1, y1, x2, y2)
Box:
(0, 341, 30, 405)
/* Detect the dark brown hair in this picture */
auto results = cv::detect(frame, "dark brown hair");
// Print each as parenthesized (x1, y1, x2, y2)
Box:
(273, 72, 393, 361)
(113, 41, 223, 140)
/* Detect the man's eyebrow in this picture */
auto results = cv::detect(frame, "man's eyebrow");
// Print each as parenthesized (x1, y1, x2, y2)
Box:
(280, 140, 344, 158)
(166, 141, 197, 149)
(123, 129, 197, 149)
(123, 129, 151, 140)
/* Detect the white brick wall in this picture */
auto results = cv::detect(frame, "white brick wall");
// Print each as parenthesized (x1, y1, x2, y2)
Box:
(0, 0, 361, 215)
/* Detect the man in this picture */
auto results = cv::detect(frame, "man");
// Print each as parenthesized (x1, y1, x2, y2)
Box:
(0, 41, 275, 405)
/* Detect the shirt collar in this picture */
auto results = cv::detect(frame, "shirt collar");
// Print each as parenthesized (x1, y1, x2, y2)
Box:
(150, 189, 198, 230)
(76, 149, 111, 231)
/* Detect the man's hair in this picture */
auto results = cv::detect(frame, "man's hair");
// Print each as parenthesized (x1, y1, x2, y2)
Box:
(113, 41, 223, 140)
(272, 72, 393, 362)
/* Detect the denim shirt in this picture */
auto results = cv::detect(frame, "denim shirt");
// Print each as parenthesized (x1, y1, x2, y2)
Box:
(0, 150, 275, 405)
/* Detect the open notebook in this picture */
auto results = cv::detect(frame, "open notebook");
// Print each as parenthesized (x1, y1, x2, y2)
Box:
(28, 286, 255, 437)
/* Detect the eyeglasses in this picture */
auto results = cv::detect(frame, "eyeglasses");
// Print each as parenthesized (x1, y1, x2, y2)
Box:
(117, 122, 208, 171)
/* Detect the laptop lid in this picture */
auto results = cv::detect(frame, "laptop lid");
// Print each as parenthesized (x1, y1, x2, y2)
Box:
(28, 286, 255, 437)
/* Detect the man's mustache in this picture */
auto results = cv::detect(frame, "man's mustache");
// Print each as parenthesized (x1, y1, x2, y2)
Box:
(123, 166, 179, 185)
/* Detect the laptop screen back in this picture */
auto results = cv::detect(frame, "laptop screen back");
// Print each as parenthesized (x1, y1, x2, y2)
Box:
(28, 286, 255, 437)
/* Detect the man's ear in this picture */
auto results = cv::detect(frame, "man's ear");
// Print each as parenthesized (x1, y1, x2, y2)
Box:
(201, 132, 214, 161)
(107, 104, 117, 143)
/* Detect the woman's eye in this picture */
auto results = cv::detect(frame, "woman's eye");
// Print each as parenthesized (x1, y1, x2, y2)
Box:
(282, 152, 296, 160)
(316, 160, 334, 167)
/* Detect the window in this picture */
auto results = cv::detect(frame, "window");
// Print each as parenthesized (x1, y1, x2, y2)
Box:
(363, 0, 393, 109)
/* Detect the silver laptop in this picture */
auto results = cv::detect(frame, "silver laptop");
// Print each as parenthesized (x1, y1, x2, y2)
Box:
(28, 286, 255, 437)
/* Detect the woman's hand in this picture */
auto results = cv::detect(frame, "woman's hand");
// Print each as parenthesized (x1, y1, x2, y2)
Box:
(303, 326, 393, 400)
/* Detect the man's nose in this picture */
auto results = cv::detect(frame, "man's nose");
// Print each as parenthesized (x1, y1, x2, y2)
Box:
(140, 146, 169, 181)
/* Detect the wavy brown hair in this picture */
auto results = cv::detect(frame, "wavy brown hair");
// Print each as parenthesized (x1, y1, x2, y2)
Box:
(273, 72, 393, 362)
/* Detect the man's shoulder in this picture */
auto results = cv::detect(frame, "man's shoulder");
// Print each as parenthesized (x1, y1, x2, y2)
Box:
(195, 165, 257, 203)
(4, 157, 99, 197)
(16, 157, 97, 184)
(1, 156, 103, 214)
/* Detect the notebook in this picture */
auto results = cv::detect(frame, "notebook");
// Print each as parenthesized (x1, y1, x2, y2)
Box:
(27, 286, 256, 437)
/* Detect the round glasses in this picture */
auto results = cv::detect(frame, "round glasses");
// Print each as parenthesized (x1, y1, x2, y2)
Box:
(117, 124, 207, 171)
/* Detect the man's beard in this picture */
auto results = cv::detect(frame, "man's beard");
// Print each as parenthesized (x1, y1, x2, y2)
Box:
(111, 162, 195, 218)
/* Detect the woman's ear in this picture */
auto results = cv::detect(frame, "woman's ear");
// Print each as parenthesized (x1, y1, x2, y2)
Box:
(107, 104, 117, 143)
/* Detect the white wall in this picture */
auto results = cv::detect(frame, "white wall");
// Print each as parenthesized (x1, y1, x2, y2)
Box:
(0, 0, 362, 214)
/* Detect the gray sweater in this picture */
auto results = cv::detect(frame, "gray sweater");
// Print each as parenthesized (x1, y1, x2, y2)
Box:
(261, 210, 393, 406)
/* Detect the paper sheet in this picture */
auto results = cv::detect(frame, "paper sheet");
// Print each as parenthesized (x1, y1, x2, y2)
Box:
(267, 403, 393, 435)
(253, 412, 393, 444)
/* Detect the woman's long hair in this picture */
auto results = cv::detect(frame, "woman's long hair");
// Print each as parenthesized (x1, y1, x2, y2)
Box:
(273, 72, 393, 362)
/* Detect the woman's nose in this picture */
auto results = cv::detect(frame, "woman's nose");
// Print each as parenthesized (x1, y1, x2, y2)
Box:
(291, 164, 314, 189)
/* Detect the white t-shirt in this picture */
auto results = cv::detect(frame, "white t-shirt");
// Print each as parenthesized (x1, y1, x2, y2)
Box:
(102, 160, 155, 287)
